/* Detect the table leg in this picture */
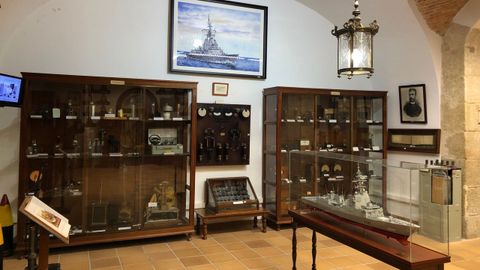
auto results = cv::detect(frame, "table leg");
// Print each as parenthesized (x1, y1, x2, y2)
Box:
(253, 216, 258, 228)
(262, 215, 267, 233)
(202, 220, 208, 240)
(292, 221, 297, 270)
(312, 231, 317, 270)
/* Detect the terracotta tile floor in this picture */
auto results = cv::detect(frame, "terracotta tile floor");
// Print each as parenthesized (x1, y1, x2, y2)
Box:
(3, 221, 480, 269)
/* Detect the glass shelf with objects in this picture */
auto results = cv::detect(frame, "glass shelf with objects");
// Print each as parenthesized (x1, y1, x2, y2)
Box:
(17, 73, 197, 249)
(289, 151, 454, 263)
(262, 86, 386, 228)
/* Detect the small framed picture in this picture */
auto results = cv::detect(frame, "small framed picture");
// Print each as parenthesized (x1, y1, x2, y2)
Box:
(212, 82, 229, 96)
(399, 84, 427, 124)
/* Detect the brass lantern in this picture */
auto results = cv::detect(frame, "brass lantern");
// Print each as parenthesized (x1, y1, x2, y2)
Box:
(332, 0, 379, 79)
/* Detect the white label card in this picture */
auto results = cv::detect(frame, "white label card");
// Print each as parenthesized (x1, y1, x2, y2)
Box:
(352, 147, 360, 152)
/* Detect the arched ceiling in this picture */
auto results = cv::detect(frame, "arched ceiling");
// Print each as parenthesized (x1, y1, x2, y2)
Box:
(414, 0, 469, 35)
(0, 0, 479, 50)
(296, 0, 477, 36)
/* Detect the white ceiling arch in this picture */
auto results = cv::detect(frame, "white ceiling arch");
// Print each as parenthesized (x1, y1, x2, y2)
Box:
(453, 0, 480, 29)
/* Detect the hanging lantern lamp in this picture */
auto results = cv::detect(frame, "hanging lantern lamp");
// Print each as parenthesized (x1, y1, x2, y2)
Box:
(332, 0, 379, 79)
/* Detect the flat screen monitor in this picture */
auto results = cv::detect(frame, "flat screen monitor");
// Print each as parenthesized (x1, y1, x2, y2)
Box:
(0, 73, 24, 107)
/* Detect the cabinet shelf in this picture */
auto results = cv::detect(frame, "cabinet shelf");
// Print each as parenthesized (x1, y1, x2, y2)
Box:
(18, 73, 197, 250)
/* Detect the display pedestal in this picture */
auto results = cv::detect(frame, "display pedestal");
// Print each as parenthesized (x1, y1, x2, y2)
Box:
(195, 208, 268, 240)
(25, 223, 60, 270)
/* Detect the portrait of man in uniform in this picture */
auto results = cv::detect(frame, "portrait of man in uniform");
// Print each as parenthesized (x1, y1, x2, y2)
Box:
(399, 84, 427, 123)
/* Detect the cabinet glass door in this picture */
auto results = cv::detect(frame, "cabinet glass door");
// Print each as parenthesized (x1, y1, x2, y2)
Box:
(263, 94, 277, 215)
(24, 80, 86, 235)
(316, 95, 352, 153)
(141, 87, 192, 229)
(352, 96, 384, 158)
(83, 84, 144, 233)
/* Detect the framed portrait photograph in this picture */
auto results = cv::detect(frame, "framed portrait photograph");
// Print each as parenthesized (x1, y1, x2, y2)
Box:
(399, 84, 427, 124)
(169, 0, 268, 79)
(212, 82, 229, 96)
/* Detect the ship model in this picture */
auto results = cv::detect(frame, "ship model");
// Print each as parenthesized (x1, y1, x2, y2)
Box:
(187, 15, 239, 67)
(302, 164, 420, 238)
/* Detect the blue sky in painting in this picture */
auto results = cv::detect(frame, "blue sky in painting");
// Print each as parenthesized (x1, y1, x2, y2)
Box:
(177, 1, 262, 58)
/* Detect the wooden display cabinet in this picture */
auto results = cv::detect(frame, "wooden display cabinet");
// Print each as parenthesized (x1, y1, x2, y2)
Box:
(205, 177, 259, 213)
(262, 86, 387, 228)
(17, 73, 197, 249)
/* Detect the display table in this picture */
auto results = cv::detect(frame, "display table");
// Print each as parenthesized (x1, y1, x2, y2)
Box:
(195, 208, 268, 239)
(289, 209, 450, 270)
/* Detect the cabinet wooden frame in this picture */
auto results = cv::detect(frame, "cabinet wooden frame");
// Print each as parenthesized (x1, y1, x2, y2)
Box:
(17, 73, 197, 249)
(262, 86, 388, 228)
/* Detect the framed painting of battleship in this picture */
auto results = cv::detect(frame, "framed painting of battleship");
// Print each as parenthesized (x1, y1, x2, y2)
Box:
(169, 0, 268, 79)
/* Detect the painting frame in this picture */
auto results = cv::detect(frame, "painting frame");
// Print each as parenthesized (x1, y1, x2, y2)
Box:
(169, 0, 268, 79)
(399, 84, 427, 124)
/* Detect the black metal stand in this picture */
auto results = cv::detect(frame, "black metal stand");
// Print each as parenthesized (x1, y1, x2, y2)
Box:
(24, 222, 61, 270)
(25, 223, 37, 270)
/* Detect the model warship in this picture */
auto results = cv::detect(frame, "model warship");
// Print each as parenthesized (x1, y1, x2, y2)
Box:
(302, 165, 420, 238)
(187, 15, 239, 67)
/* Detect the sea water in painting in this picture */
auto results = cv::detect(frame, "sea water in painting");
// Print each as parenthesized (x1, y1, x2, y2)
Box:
(175, 1, 263, 73)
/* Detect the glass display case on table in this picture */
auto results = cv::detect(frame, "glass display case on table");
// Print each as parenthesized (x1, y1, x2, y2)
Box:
(17, 73, 197, 249)
(288, 151, 451, 269)
(262, 87, 387, 228)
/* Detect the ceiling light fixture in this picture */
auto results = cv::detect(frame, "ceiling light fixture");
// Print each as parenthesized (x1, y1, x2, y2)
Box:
(332, 0, 379, 79)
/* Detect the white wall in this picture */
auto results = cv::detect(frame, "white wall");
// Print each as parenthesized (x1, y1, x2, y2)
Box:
(0, 0, 446, 225)
(0, 0, 377, 220)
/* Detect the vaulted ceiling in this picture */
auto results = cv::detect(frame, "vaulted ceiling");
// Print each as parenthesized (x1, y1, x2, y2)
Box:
(414, 0, 469, 35)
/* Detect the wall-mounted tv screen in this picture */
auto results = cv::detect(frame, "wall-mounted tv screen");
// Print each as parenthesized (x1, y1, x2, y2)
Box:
(0, 73, 23, 107)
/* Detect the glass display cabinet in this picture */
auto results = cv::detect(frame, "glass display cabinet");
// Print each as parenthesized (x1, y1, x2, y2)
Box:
(289, 152, 451, 269)
(262, 87, 387, 228)
(17, 73, 197, 248)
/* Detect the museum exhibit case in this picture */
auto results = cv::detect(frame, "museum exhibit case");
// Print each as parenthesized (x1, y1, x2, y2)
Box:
(17, 73, 197, 248)
(288, 152, 451, 269)
(196, 103, 251, 166)
(204, 177, 259, 214)
(262, 86, 387, 227)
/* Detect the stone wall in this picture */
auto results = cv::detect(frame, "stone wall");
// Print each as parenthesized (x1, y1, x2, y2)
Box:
(464, 27, 480, 238)
(442, 23, 480, 238)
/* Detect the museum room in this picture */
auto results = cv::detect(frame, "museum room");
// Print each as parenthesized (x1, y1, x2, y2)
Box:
(1, 0, 480, 269)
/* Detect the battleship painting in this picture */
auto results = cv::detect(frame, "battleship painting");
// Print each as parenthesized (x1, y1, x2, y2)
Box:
(302, 165, 420, 239)
(171, 0, 266, 77)
(185, 15, 239, 67)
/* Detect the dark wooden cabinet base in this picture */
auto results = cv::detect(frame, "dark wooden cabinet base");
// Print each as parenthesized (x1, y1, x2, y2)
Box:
(195, 208, 268, 239)
(289, 209, 450, 270)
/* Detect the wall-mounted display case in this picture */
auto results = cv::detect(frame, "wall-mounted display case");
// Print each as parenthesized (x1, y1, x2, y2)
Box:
(17, 73, 197, 248)
(196, 103, 250, 166)
(388, 129, 441, 154)
(289, 152, 451, 269)
(262, 86, 387, 228)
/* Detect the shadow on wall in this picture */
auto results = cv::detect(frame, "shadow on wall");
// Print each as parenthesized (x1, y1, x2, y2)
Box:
(0, 113, 20, 221)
